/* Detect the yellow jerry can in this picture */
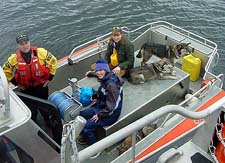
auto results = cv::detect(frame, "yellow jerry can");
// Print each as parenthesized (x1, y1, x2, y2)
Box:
(182, 54, 201, 81)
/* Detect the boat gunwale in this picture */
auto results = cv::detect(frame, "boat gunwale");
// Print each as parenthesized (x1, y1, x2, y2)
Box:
(59, 21, 218, 64)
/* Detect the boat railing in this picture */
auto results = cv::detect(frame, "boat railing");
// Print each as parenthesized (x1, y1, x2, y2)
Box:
(66, 26, 131, 65)
(67, 32, 112, 65)
(127, 21, 222, 87)
(66, 21, 221, 86)
(122, 21, 221, 84)
(0, 66, 10, 119)
(160, 73, 224, 128)
(76, 96, 225, 162)
(123, 21, 217, 49)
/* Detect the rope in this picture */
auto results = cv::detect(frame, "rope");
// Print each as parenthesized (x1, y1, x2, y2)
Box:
(61, 120, 79, 163)
(216, 120, 225, 147)
(209, 140, 220, 163)
(209, 116, 225, 163)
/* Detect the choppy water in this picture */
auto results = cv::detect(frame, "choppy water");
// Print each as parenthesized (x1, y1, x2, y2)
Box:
(1, 0, 225, 78)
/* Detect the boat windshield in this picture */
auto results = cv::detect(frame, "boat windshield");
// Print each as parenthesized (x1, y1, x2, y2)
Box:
(0, 136, 33, 163)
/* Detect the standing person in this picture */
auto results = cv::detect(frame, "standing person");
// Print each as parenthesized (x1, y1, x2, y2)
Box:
(3, 34, 57, 100)
(86, 27, 134, 78)
(79, 59, 124, 145)
(3, 33, 57, 116)
(2, 34, 62, 145)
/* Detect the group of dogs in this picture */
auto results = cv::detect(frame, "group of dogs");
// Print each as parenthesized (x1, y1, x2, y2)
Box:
(129, 42, 192, 84)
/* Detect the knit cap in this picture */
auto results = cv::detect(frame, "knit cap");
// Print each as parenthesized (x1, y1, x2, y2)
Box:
(95, 59, 110, 72)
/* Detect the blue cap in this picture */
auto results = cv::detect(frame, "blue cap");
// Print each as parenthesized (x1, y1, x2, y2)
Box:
(95, 59, 110, 72)
(16, 33, 29, 43)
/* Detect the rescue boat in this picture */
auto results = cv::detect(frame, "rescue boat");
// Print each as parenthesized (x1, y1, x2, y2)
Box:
(0, 21, 225, 163)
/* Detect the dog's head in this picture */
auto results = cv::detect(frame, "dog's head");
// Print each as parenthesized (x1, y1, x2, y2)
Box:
(171, 43, 192, 59)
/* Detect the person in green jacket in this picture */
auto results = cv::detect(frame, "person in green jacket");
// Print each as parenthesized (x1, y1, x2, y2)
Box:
(86, 27, 134, 78)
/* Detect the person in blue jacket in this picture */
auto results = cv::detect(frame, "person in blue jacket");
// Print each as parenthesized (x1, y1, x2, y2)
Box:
(79, 59, 124, 145)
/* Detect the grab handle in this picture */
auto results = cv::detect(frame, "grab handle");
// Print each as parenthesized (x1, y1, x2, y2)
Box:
(156, 148, 183, 163)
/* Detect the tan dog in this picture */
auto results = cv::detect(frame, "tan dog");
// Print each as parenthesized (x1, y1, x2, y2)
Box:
(130, 58, 177, 84)
(116, 124, 157, 155)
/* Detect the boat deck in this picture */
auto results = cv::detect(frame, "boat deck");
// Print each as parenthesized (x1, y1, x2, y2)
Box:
(62, 56, 190, 138)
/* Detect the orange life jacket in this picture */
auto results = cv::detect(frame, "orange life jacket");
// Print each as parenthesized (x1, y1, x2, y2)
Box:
(215, 121, 225, 163)
(15, 46, 50, 87)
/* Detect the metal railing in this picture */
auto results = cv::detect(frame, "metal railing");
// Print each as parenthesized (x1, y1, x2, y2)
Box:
(160, 73, 224, 128)
(67, 26, 130, 65)
(0, 66, 10, 118)
(66, 21, 221, 86)
(78, 96, 225, 162)
(67, 32, 111, 65)
(122, 21, 220, 84)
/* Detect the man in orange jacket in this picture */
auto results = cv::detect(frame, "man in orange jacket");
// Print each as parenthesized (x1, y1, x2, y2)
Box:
(2, 34, 62, 145)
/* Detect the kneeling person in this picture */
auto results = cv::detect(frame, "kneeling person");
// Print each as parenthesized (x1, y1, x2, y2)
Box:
(79, 59, 124, 145)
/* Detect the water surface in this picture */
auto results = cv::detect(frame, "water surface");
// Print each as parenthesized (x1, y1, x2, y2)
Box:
(1, 0, 225, 83)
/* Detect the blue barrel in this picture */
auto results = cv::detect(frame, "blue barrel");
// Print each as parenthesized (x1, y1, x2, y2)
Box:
(48, 91, 79, 121)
